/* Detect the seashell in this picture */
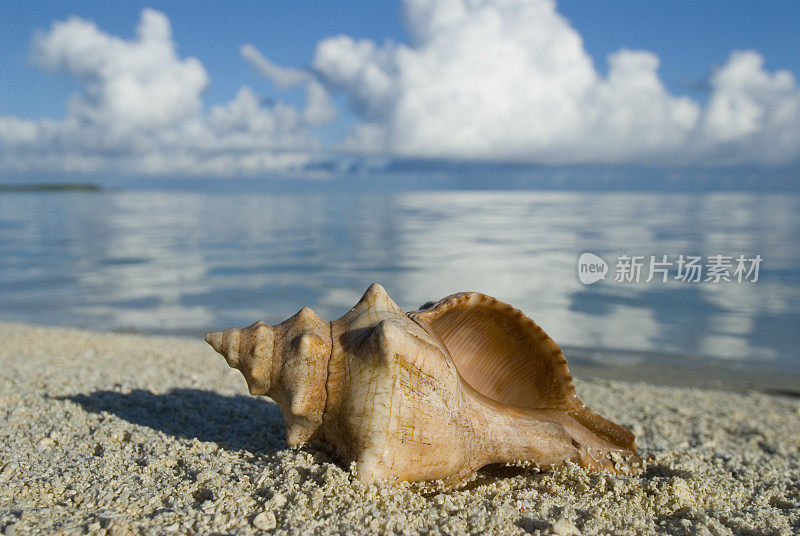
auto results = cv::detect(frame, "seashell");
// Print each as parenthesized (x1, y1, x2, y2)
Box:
(205, 284, 641, 486)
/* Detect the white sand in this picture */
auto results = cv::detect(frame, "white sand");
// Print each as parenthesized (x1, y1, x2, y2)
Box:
(0, 322, 798, 535)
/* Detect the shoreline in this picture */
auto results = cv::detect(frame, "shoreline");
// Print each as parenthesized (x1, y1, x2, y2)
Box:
(1, 321, 798, 535)
(4, 319, 798, 395)
(564, 345, 800, 397)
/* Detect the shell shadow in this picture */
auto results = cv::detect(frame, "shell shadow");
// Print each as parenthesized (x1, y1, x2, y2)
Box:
(62, 388, 286, 453)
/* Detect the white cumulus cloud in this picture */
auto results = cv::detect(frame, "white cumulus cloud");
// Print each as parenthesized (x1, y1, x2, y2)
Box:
(699, 51, 800, 164)
(0, 9, 329, 176)
(311, 0, 800, 165)
(34, 9, 208, 131)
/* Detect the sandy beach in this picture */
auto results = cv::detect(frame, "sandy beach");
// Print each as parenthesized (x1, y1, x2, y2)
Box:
(0, 321, 798, 535)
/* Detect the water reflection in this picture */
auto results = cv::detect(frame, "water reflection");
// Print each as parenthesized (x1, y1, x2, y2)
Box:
(0, 190, 797, 371)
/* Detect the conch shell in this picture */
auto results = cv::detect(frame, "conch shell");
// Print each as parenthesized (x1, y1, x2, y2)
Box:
(206, 284, 641, 486)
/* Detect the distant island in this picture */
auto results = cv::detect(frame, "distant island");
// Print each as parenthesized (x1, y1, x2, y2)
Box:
(0, 182, 103, 192)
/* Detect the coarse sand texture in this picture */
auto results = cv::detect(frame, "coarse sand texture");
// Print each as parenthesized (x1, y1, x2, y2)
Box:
(0, 322, 798, 535)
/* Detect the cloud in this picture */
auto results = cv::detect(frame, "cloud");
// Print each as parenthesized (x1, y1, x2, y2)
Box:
(0, 9, 330, 176)
(312, 0, 800, 165)
(1, 1, 799, 178)
(699, 51, 800, 164)
(241, 43, 309, 89)
(240, 44, 336, 126)
(34, 9, 208, 131)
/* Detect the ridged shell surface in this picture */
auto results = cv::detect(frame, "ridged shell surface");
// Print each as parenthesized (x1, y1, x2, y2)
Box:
(206, 284, 641, 486)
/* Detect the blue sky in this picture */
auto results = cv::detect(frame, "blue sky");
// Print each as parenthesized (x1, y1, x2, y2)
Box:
(0, 1, 407, 119)
(1, 0, 799, 180)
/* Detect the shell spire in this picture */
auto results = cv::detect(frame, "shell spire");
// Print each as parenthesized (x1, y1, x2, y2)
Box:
(205, 307, 332, 446)
(205, 321, 275, 394)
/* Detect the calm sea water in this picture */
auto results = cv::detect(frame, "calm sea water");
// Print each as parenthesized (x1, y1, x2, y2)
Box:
(1, 190, 798, 373)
